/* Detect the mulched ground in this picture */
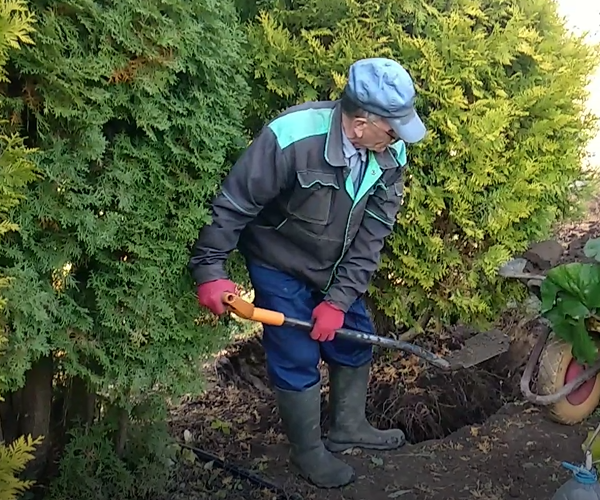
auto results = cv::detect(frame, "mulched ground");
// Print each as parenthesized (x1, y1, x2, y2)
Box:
(158, 195, 600, 500)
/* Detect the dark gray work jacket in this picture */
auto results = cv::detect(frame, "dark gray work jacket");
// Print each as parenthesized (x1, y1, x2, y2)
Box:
(188, 100, 407, 312)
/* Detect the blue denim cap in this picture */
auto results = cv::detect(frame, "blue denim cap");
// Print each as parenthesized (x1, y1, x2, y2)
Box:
(345, 58, 426, 144)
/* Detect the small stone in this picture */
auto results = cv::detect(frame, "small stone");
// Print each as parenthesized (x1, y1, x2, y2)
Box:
(524, 240, 564, 270)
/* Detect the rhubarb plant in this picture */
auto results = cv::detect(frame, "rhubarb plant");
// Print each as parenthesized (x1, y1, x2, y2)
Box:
(540, 238, 600, 364)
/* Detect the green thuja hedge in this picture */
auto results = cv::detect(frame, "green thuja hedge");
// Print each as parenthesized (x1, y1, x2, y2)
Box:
(245, 0, 599, 331)
(0, 0, 249, 496)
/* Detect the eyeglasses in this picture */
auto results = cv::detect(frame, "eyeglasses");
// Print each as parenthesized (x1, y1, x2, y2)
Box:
(370, 119, 398, 142)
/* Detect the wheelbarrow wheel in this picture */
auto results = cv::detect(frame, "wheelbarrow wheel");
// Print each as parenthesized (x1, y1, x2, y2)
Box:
(537, 336, 600, 425)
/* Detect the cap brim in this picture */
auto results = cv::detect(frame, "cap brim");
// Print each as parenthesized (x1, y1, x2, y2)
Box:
(388, 110, 426, 144)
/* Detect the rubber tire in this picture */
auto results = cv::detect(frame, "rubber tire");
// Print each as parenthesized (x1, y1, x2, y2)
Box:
(537, 336, 600, 425)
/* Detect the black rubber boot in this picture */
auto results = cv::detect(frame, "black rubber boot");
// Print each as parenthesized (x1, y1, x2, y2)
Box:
(275, 383, 355, 488)
(325, 363, 406, 453)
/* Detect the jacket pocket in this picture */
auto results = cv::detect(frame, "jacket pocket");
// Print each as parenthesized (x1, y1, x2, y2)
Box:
(364, 178, 404, 229)
(286, 170, 340, 225)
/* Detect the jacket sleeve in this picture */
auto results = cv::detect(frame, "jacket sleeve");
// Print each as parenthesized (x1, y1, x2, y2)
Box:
(324, 167, 405, 312)
(188, 126, 293, 285)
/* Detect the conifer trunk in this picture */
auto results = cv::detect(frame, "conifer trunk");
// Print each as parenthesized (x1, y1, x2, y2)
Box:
(65, 375, 96, 428)
(0, 395, 18, 444)
(20, 355, 53, 479)
(114, 407, 129, 458)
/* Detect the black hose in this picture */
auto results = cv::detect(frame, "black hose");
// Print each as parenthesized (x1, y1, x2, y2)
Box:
(178, 442, 303, 500)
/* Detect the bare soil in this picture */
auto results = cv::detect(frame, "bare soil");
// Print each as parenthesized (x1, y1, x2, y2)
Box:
(160, 196, 600, 500)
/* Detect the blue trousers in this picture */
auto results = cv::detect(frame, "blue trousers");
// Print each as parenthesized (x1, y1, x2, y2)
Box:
(247, 261, 374, 392)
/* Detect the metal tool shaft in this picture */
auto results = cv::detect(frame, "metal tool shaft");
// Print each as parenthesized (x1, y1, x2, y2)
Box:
(283, 317, 451, 370)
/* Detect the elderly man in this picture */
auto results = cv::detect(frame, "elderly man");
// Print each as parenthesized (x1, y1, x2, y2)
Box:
(188, 57, 426, 488)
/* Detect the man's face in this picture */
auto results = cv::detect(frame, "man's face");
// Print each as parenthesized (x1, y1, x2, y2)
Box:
(348, 116, 399, 153)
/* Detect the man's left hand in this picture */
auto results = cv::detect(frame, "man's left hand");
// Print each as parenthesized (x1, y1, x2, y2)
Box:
(310, 301, 344, 342)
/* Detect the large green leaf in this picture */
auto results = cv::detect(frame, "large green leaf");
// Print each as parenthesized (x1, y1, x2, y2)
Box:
(541, 263, 600, 312)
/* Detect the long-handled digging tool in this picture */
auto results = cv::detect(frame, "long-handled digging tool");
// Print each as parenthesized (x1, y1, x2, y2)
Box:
(221, 293, 510, 371)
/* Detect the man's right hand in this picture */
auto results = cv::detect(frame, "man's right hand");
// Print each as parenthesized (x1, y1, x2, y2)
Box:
(197, 279, 238, 316)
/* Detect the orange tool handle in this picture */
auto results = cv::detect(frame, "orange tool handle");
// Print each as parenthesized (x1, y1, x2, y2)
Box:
(221, 293, 285, 326)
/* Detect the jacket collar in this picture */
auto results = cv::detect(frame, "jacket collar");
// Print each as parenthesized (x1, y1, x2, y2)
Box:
(325, 101, 400, 170)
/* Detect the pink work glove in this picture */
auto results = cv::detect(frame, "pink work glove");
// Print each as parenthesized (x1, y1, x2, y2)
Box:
(197, 279, 238, 316)
(310, 301, 345, 342)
